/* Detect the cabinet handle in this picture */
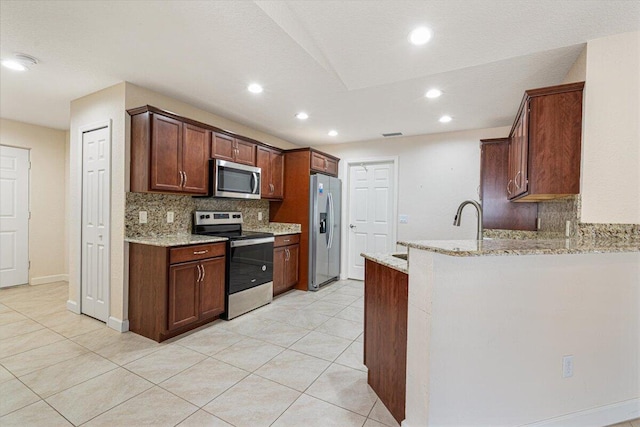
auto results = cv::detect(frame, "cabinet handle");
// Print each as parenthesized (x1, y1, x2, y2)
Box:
(507, 179, 513, 196)
(201, 264, 205, 281)
(283, 239, 290, 242)
(196, 264, 202, 282)
(183, 171, 187, 187)
(285, 248, 290, 261)
(194, 250, 209, 255)
(514, 171, 522, 189)
(324, 158, 328, 170)
(179, 171, 184, 187)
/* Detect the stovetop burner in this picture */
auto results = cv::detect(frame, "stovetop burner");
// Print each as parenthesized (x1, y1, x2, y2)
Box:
(192, 211, 273, 240)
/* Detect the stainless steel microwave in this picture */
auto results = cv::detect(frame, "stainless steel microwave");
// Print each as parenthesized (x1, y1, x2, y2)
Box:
(209, 159, 261, 199)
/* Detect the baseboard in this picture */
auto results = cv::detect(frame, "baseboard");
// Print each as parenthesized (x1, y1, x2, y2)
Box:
(522, 398, 640, 427)
(31, 274, 69, 285)
(66, 300, 80, 314)
(108, 316, 129, 333)
(400, 398, 639, 427)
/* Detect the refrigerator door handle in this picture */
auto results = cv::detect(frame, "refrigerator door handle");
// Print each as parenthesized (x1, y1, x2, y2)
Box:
(328, 192, 334, 249)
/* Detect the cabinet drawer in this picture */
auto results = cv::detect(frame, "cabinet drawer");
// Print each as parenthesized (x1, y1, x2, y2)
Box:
(170, 243, 225, 264)
(274, 234, 300, 248)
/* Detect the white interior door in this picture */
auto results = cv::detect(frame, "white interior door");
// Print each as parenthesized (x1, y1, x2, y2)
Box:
(347, 161, 395, 280)
(0, 146, 29, 288)
(81, 127, 110, 322)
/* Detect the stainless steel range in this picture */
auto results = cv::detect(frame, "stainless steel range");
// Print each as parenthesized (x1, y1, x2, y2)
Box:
(193, 211, 274, 320)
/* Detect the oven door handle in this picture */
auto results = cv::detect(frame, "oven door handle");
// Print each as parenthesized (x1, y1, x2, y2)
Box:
(230, 237, 275, 248)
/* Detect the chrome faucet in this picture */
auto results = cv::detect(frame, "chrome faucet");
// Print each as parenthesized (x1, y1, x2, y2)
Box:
(453, 200, 483, 240)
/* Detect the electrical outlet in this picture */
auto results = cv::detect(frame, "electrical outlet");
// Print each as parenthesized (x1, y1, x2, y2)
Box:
(139, 211, 148, 224)
(399, 214, 409, 224)
(562, 355, 574, 378)
(565, 221, 571, 237)
(258, 212, 263, 221)
(167, 212, 174, 223)
(537, 218, 542, 230)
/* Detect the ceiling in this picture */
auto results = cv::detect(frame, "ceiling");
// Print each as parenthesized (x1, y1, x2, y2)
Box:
(1, 1, 639, 146)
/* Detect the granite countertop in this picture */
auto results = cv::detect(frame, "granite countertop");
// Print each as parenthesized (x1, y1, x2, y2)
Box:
(245, 222, 301, 236)
(361, 253, 409, 274)
(397, 237, 640, 257)
(125, 234, 228, 247)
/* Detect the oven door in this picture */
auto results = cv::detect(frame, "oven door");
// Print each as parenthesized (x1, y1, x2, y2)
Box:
(228, 238, 274, 294)
(215, 159, 261, 199)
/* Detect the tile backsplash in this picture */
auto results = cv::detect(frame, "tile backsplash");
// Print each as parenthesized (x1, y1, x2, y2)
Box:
(126, 192, 270, 237)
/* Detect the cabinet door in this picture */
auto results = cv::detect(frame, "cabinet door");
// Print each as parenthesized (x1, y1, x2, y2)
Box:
(325, 157, 338, 176)
(212, 133, 235, 162)
(234, 139, 256, 166)
(256, 146, 272, 197)
(182, 124, 210, 194)
(310, 152, 327, 173)
(199, 257, 225, 320)
(151, 114, 183, 192)
(284, 244, 299, 288)
(270, 151, 284, 198)
(168, 261, 199, 331)
(273, 247, 286, 295)
(508, 103, 529, 199)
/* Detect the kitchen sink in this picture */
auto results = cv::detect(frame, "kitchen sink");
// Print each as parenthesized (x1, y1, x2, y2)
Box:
(392, 253, 408, 260)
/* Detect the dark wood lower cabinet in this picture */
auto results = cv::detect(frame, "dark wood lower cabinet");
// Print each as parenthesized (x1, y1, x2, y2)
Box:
(364, 259, 408, 424)
(273, 234, 300, 296)
(129, 242, 226, 342)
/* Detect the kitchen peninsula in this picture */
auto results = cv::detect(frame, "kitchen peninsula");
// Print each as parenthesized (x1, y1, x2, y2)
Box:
(363, 237, 639, 426)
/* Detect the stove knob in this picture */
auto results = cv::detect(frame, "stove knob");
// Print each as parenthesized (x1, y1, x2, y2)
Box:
(206, 215, 211, 219)
(200, 215, 205, 219)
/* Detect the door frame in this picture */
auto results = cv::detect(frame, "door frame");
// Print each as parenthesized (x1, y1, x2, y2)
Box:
(340, 156, 399, 280)
(70, 121, 112, 319)
(0, 145, 30, 287)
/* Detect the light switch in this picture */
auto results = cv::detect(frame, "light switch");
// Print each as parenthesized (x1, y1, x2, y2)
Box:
(399, 214, 409, 224)
(139, 211, 148, 224)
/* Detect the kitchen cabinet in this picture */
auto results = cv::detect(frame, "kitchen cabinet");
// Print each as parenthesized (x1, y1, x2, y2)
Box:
(273, 234, 299, 296)
(364, 258, 408, 424)
(212, 132, 256, 166)
(256, 146, 284, 199)
(507, 82, 584, 202)
(310, 150, 338, 176)
(270, 148, 340, 290)
(129, 110, 209, 195)
(129, 242, 226, 342)
(480, 138, 537, 230)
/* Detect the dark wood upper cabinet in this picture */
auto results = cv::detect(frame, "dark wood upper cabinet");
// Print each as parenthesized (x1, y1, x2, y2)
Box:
(310, 151, 338, 176)
(480, 138, 538, 230)
(130, 111, 209, 195)
(257, 146, 284, 200)
(182, 124, 210, 194)
(212, 133, 256, 166)
(507, 82, 584, 202)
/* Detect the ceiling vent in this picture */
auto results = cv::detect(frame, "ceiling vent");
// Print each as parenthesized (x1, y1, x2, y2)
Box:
(382, 132, 403, 137)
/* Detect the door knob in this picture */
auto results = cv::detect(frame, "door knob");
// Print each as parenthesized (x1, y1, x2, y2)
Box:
(349, 224, 356, 229)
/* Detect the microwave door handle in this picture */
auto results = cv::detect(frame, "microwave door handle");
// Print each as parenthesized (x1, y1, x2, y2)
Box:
(251, 172, 258, 194)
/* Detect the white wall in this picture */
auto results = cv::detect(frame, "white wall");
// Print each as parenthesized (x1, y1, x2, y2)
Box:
(315, 126, 510, 278)
(581, 31, 640, 224)
(0, 119, 68, 284)
(406, 249, 640, 426)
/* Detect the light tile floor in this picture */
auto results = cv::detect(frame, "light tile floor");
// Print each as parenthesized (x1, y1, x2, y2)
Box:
(2, 281, 638, 427)
(0, 280, 400, 427)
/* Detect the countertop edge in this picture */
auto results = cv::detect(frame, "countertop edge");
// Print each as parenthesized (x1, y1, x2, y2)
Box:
(361, 253, 408, 274)
(125, 235, 228, 247)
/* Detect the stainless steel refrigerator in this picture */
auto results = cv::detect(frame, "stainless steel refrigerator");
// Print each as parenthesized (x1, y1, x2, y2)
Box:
(309, 173, 341, 291)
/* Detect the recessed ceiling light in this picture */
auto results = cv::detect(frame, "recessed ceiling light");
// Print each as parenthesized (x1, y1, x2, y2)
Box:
(328, 130, 338, 137)
(247, 83, 263, 94)
(409, 27, 432, 46)
(1, 54, 38, 71)
(439, 115, 452, 123)
(295, 112, 309, 120)
(425, 89, 442, 99)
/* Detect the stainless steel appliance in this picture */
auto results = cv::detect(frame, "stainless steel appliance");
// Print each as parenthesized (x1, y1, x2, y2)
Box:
(309, 174, 341, 290)
(207, 159, 261, 199)
(193, 211, 274, 319)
